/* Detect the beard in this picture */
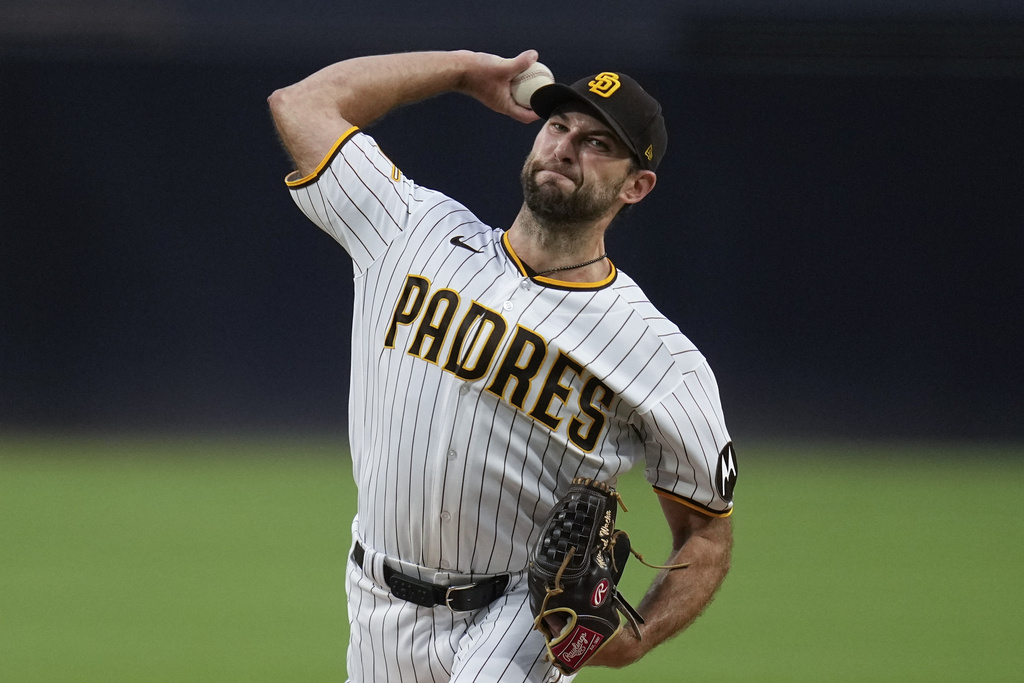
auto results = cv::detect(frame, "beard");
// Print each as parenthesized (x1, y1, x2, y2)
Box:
(519, 156, 626, 226)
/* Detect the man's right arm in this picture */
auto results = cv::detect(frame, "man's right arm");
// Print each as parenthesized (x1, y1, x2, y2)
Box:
(268, 50, 542, 177)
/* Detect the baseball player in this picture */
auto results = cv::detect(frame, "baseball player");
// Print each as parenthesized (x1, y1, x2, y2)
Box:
(268, 50, 736, 682)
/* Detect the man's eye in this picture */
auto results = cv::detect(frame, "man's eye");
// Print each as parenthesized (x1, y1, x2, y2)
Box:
(588, 139, 609, 151)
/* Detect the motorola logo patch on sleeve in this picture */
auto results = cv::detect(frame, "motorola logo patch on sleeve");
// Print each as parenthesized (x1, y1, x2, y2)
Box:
(716, 442, 738, 502)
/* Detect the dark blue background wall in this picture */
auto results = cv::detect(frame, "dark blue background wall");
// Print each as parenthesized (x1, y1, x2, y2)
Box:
(2, 2, 1022, 440)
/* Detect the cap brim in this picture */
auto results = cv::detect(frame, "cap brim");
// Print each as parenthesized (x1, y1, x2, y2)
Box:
(529, 83, 641, 162)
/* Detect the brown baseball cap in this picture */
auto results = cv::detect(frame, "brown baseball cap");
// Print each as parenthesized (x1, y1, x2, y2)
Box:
(530, 71, 667, 171)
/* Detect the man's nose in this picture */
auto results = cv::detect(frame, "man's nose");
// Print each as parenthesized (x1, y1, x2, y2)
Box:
(551, 135, 577, 164)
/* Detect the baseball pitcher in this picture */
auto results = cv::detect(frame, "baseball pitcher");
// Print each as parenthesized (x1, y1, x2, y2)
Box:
(268, 49, 736, 682)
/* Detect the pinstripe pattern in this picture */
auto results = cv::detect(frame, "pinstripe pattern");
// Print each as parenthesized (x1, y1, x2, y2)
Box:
(289, 131, 733, 681)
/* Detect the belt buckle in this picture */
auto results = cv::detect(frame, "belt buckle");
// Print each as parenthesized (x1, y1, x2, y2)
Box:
(444, 583, 479, 612)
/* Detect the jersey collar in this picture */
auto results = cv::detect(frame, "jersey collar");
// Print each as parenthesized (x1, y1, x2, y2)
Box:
(501, 231, 617, 291)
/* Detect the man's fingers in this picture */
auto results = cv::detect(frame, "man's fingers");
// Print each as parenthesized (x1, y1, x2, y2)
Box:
(510, 49, 539, 74)
(505, 50, 542, 122)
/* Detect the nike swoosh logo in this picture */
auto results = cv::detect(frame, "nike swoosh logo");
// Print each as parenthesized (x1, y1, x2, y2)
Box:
(450, 236, 483, 254)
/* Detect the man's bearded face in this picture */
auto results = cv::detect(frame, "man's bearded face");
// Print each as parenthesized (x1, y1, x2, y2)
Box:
(520, 153, 627, 225)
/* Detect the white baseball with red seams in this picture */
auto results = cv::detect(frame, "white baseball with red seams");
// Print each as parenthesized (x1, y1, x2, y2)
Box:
(511, 62, 555, 108)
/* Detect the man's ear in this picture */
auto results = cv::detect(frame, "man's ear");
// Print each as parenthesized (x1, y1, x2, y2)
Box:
(620, 170, 657, 205)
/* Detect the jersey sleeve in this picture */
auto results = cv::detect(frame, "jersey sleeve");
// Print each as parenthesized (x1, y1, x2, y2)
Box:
(285, 129, 427, 274)
(639, 359, 736, 517)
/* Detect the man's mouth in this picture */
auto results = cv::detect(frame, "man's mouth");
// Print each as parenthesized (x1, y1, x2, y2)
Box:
(535, 166, 579, 187)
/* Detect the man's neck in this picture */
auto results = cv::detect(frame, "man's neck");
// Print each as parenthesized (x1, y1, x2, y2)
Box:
(507, 206, 612, 282)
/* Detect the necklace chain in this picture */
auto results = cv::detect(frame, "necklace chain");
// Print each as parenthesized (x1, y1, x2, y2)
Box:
(533, 253, 608, 277)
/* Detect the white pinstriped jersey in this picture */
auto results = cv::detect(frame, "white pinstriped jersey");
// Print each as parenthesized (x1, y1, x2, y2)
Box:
(287, 128, 735, 577)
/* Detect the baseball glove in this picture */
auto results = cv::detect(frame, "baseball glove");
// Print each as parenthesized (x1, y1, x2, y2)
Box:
(528, 477, 687, 675)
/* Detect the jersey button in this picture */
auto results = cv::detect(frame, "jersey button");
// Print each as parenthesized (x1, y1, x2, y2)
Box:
(502, 301, 513, 311)
(440, 510, 451, 522)
(447, 449, 458, 461)
(520, 280, 531, 290)
(459, 384, 470, 395)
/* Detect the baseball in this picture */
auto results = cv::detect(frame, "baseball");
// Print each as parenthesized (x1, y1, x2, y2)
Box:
(510, 62, 555, 109)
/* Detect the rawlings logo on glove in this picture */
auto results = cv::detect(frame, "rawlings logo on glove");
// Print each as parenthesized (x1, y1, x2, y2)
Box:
(527, 477, 688, 675)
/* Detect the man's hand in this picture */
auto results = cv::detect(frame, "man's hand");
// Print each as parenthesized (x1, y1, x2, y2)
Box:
(457, 50, 542, 124)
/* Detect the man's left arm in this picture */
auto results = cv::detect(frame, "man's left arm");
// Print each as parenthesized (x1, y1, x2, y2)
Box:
(589, 498, 733, 668)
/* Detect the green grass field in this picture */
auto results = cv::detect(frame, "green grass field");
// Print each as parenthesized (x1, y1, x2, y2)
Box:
(2, 436, 1021, 682)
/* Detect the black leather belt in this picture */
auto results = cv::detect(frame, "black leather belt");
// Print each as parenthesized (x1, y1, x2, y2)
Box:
(352, 541, 510, 612)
